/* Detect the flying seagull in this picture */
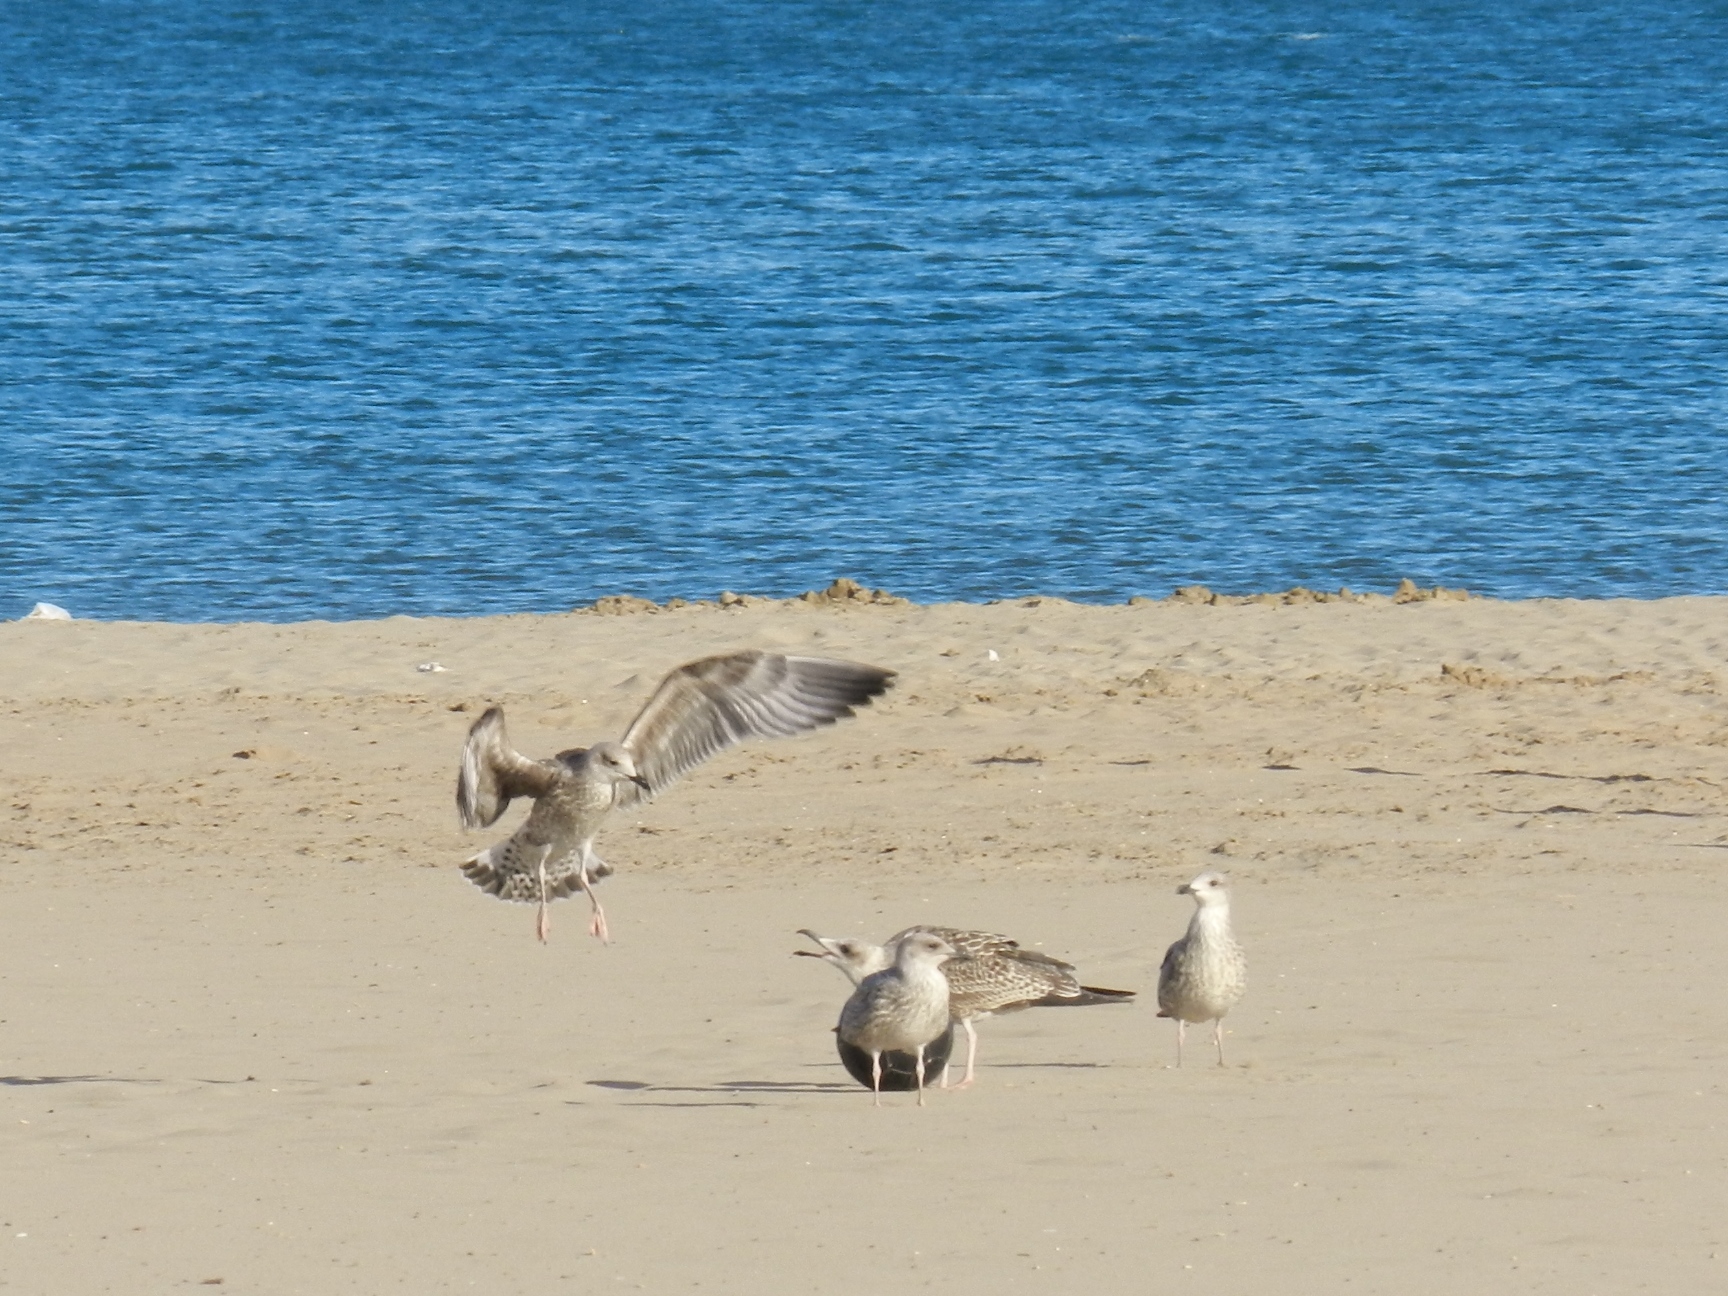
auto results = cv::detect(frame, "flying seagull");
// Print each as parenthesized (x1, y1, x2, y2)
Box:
(799, 925, 1134, 1087)
(456, 650, 895, 942)
(1157, 870, 1247, 1066)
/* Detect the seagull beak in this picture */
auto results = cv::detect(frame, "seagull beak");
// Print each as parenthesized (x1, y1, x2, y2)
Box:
(1176, 883, 1192, 895)
(629, 774, 651, 790)
(795, 929, 845, 959)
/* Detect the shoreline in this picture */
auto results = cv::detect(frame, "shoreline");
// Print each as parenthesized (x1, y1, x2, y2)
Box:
(20, 576, 1728, 636)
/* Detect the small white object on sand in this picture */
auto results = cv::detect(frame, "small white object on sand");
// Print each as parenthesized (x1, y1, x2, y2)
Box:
(1157, 870, 1247, 1067)
(23, 603, 72, 621)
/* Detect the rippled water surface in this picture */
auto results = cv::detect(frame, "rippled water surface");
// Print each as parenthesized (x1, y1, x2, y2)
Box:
(4, 1, 1726, 621)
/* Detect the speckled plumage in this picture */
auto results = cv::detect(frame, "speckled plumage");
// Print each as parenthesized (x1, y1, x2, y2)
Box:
(1157, 870, 1247, 1067)
(798, 924, 1135, 1088)
(456, 650, 894, 942)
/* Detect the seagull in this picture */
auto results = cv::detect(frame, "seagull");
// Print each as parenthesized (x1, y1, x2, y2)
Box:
(837, 932, 955, 1106)
(456, 650, 894, 942)
(798, 925, 1135, 1087)
(1156, 870, 1247, 1066)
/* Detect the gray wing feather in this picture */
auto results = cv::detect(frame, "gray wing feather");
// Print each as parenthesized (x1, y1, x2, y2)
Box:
(456, 706, 561, 829)
(615, 651, 894, 805)
(1156, 937, 1186, 1015)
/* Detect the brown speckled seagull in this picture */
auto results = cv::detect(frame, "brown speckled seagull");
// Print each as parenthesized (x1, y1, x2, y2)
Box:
(798, 924, 1134, 1087)
(457, 650, 895, 943)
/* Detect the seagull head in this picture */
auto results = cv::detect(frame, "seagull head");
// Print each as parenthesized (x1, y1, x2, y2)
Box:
(894, 931, 956, 970)
(794, 930, 889, 985)
(586, 741, 651, 791)
(1178, 870, 1231, 905)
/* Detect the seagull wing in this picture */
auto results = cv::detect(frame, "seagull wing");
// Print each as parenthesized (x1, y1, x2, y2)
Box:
(945, 954, 1082, 1017)
(456, 706, 560, 828)
(614, 650, 895, 805)
(889, 925, 1011, 956)
(1156, 936, 1187, 1014)
(889, 925, 1077, 970)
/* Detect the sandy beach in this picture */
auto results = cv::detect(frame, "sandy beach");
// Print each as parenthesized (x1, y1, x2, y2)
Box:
(4, 591, 1727, 1293)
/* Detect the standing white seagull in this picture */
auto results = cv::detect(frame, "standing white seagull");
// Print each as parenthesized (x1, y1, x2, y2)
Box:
(1156, 870, 1247, 1066)
(456, 650, 894, 942)
(837, 932, 956, 1106)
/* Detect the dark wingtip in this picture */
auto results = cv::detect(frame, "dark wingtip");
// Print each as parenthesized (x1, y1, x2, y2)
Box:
(1035, 985, 1138, 1008)
(843, 664, 896, 705)
(1079, 985, 1138, 1002)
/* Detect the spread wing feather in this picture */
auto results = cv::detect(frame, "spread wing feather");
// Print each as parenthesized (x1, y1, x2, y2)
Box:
(615, 651, 894, 806)
(456, 706, 561, 829)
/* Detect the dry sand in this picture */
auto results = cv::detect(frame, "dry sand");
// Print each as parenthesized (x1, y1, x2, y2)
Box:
(3, 593, 1727, 1293)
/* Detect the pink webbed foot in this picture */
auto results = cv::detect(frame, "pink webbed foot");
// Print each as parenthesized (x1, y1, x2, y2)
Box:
(574, 865, 610, 944)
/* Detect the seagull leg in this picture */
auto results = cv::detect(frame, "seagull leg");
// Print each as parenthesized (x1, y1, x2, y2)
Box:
(871, 1051, 883, 1107)
(534, 846, 553, 944)
(577, 870, 609, 943)
(915, 1044, 926, 1107)
(576, 845, 610, 944)
(950, 1018, 979, 1090)
(1213, 1019, 1226, 1067)
(1175, 1018, 1187, 1068)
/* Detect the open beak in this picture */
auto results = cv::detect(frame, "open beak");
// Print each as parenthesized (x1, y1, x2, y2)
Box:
(794, 929, 842, 959)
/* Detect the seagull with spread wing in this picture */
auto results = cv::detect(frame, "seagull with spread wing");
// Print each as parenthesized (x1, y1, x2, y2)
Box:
(456, 649, 895, 942)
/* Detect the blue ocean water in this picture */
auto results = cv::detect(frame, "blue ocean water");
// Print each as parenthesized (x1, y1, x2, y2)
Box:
(3, 1, 1725, 623)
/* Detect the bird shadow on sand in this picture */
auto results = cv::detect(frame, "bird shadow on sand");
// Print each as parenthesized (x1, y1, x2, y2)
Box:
(580, 1077, 861, 1107)
(2, 1074, 160, 1087)
(978, 1061, 1107, 1070)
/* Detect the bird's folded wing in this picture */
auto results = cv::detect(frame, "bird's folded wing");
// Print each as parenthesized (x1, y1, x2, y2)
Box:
(889, 926, 1078, 971)
(946, 956, 1077, 1014)
(888, 925, 1010, 956)
(615, 651, 895, 804)
(456, 706, 560, 828)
